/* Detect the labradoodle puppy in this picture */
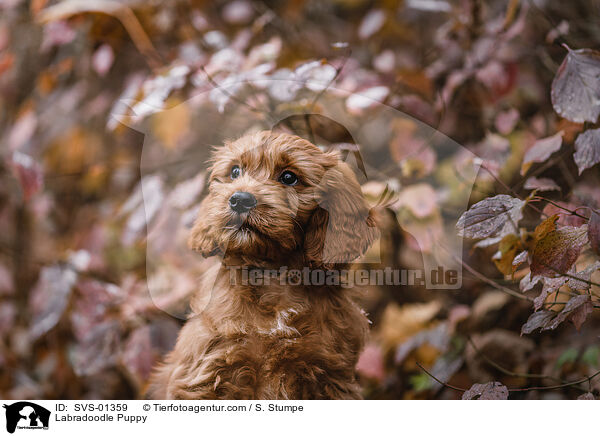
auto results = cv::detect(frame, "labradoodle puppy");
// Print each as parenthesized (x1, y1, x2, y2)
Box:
(148, 131, 379, 399)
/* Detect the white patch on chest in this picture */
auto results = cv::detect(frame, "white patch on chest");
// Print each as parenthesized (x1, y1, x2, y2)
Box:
(258, 308, 300, 337)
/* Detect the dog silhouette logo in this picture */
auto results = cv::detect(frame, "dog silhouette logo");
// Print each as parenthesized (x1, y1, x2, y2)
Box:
(3, 402, 50, 433)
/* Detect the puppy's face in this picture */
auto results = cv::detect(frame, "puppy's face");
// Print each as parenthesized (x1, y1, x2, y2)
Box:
(189, 131, 378, 265)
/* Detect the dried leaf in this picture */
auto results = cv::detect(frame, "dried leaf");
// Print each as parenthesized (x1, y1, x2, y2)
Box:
(462, 382, 509, 400)
(521, 310, 555, 335)
(492, 234, 522, 276)
(29, 265, 77, 339)
(520, 272, 543, 292)
(456, 194, 525, 239)
(521, 131, 563, 175)
(546, 294, 591, 330)
(551, 47, 600, 123)
(570, 298, 593, 330)
(574, 128, 600, 175)
(523, 295, 592, 333)
(530, 225, 588, 277)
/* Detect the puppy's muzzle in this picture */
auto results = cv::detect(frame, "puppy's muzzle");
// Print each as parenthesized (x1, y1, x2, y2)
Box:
(229, 191, 257, 214)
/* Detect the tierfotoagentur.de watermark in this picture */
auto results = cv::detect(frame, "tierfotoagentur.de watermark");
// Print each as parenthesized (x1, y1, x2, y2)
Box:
(226, 265, 459, 288)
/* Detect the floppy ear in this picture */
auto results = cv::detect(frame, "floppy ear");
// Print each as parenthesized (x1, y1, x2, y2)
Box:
(304, 160, 379, 266)
(188, 196, 221, 257)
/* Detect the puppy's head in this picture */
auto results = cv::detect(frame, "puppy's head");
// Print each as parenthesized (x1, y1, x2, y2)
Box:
(189, 131, 378, 266)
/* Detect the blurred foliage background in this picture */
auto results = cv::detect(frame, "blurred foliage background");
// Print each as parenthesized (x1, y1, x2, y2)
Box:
(1, 0, 600, 400)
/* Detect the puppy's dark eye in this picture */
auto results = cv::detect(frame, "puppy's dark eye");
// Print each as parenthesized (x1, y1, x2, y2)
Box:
(279, 170, 298, 186)
(230, 165, 242, 180)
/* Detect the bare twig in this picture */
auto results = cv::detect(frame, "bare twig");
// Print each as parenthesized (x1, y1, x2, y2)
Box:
(416, 362, 466, 392)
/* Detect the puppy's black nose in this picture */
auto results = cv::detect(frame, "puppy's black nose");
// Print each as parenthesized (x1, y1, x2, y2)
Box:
(229, 191, 257, 213)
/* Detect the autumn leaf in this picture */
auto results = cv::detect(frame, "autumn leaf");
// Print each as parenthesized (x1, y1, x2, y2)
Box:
(551, 47, 600, 123)
(457, 194, 525, 239)
(573, 128, 600, 175)
(530, 224, 588, 277)
(492, 234, 522, 276)
(520, 131, 563, 175)
(521, 310, 555, 335)
(522, 294, 593, 334)
(462, 382, 509, 400)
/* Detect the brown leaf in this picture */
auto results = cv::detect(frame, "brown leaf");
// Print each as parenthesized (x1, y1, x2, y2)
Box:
(457, 195, 525, 239)
(574, 128, 600, 174)
(521, 310, 555, 335)
(551, 47, 600, 123)
(590, 211, 600, 256)
(492, 234, 522, 276)
(462, 382, 509, 400)
(521, 131, 563, 175)
(546, 294, 591, 330)
(530, 225, 588, 277)
(570, 299, 593, 330)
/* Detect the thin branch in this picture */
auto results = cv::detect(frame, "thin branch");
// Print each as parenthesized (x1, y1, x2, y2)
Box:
(453, 251, 533, 301)
(466, 337, 588, 393)
(508, 369, 600, 392)
(416, 362, 466, 392)
(532, 196, 589, 221)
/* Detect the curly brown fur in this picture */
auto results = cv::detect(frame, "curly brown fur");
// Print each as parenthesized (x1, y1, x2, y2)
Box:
(148, 131, 379, 400)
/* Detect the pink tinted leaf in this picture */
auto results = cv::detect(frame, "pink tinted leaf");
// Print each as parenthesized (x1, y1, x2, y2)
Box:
(356, 343, 385, 382)
(462, 382, 508, 400)
(551, 47, 600, 123)
(521, 131, 563, 175)
(574, 128, 600, 174)
(542, 202, 587, 227)
(92, 44, 114, 77)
